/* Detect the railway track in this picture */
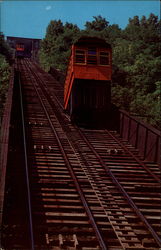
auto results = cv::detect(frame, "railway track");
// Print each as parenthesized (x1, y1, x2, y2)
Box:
(2, 59, 161, 250)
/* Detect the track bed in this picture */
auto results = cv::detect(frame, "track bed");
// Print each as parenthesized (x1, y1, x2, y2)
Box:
(2, 59, 161, 250)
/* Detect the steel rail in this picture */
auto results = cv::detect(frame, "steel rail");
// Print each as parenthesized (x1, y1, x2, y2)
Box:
(105, 130, 161, 183)
(26, 59, 64, 111)
(77, 128, 161, 248)
(18, 66, 35, 250)
(24, 60, 108, 250)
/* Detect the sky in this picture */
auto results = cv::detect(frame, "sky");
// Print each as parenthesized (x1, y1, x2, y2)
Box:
(0, 1, 160, 39)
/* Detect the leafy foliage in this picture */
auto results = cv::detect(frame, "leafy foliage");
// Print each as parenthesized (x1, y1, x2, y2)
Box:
(0, 32, 12, 62)
(111, 14, 161, 129)
(0, 33, 11, 125)
(39, 14, 161, 129)
(39, 20, 80, 71)
(85, 15, 109, 31)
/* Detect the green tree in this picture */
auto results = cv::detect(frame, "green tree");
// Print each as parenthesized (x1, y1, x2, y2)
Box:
(84, 15, 112, 40)
(85, 15, 109, 31)
(45, 20, 64, 39)
(111, 14, 161, 128)
(39, 20, 80, 71)
(0, 55, 10, 124)
(105, 24, 122, 45)
(0, 33, 11, 125)
(0, 32, 12, 63)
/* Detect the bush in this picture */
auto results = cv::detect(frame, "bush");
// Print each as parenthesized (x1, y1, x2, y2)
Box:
(0, 54, 10, 124)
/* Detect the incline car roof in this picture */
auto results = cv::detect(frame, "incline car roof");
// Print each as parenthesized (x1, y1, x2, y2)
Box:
(74, 36, 111, 48)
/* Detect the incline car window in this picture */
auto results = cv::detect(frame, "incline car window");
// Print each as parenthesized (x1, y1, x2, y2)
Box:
(16, 44, 24, 51)
(87, 48, 97, 65)
(75, 50, 85, 64)
(99, 51, 109, 65)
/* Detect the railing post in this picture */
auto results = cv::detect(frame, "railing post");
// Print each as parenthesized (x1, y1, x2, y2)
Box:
(154, 135, 159, 163)
(143, 129, 149, 160)
(135, 122, 139, 148)
(128, 117, 131, 142)
(120, 112, 124, 137)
